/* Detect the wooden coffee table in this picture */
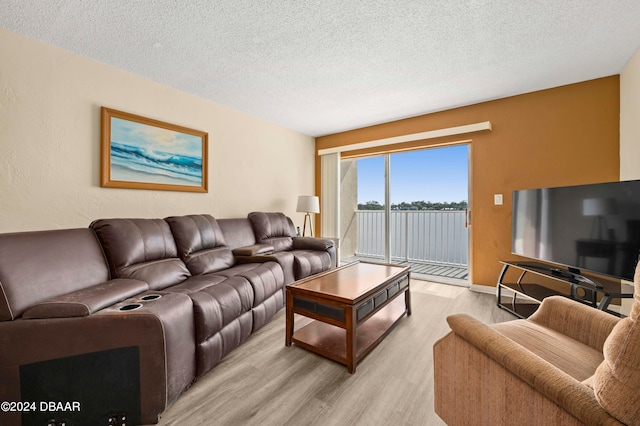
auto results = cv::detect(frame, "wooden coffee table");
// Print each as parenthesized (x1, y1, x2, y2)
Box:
(285, 261, 411, 373)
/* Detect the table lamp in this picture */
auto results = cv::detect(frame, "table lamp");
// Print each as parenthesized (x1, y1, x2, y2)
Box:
(296, 195, 320, 237)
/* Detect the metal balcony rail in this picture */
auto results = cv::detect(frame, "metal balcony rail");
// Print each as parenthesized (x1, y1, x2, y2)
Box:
(355, 210, 468, 266)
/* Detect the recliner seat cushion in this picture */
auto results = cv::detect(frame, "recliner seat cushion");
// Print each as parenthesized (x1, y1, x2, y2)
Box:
(252, 290, 284, 332)
(188, 276, 253, 344)
(118, 258, 191, 290)
(248, 212, 295, 251)
(165, 215, 235, 275)
(246, 212, 334, 279)
(195, 311, 253, 377)
(267, 251, 296, 285)
(211, 262, 284, 307)
(180, 246, 235, 275)
(161, 274, 228, 294)
(292, 250, 332, 280)
(91, 218, 190, 290)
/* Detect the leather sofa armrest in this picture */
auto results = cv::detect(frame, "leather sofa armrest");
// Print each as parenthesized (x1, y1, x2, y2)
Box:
(232, 244, 275, 256)
(292, 237, 334, 251)
(0, 292, 195, 425)
(443, 314, 619, 425)
(22, 279, 149, 319)
(528, 296, 620, 352)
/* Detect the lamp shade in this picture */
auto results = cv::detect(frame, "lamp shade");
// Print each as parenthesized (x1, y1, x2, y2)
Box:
(582, 198, 617, 216)
(296, 195, 320, 214)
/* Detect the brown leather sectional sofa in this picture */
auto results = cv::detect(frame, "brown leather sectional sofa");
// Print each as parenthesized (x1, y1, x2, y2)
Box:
(0, 212, 335, 426)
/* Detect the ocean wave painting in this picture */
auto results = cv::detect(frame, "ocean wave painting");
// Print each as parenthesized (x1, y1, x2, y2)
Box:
(105, 113, 207, 190)
(111, 141, 202, 185)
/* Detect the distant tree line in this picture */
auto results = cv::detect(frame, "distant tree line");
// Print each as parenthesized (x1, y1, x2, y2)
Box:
(357, 200, 468, 211)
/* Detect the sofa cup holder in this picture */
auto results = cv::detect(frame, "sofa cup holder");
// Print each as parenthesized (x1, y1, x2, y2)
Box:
(140, 294, 162, 301)
(119, 303, 143, 311)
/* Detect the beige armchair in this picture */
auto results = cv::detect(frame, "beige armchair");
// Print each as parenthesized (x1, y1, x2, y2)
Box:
(433, 266, 640, 425)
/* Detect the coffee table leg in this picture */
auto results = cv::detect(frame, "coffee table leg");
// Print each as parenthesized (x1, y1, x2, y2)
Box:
(346, 305, 356, 373)
(285, 289, 293, 346)
(405, 285, 412, 316)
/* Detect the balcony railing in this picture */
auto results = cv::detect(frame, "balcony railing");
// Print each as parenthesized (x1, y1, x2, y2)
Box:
(354, 210, 468, 266)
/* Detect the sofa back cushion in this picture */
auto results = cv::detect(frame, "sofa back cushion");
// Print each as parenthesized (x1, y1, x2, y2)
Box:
(248, 212, 296, 252)
(91, 218, 190, 290)
(165, 214, 235, 275)
(0, 228, 110, 321)
(217, 218, 257, 249)
(592, 264, 640, 424)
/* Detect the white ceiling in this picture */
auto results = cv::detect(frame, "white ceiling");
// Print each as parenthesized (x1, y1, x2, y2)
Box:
(2, 1, 640, 137)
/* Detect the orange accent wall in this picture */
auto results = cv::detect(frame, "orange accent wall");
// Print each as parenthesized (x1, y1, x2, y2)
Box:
(315, 76, 620, 287)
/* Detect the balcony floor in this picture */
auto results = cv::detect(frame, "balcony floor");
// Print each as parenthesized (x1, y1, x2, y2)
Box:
(342, 256, 469, 286)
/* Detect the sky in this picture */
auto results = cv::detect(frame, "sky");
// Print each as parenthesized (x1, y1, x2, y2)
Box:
(356, 145, 468, 204)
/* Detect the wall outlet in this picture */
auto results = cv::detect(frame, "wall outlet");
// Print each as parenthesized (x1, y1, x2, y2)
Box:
(494, 194, 503, 205)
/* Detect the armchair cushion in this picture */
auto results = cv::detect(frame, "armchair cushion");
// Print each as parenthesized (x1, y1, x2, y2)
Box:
(436, 314, 620, 425)
(492, 319, 603, 381)
(593, 268, 640, 425)
(528, 295, 620, 352)
(434, 283, 639, 425)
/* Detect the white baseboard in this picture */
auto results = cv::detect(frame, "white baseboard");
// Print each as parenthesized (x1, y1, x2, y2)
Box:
(469, 283, 497, 295)
(411, 273, 468, 287)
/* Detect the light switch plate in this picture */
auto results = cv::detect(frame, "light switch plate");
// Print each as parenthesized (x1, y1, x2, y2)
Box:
(494, 194, 503, 205)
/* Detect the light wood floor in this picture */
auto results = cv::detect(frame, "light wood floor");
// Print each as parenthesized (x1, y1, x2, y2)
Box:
(153, 280, 513, 426)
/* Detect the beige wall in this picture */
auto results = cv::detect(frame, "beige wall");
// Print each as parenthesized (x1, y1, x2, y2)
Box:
(316, 77, 620, 287)
(0, 29, 315, 233)
(620, 47, 640, 180)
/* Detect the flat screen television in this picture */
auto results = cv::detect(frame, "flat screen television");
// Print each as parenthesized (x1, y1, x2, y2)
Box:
(512, 179, 640, 282)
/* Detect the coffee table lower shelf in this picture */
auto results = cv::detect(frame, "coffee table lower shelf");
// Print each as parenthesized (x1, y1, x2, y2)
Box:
(291, 296, 407, 369)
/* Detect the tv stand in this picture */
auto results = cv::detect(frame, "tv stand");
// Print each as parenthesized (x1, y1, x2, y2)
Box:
(547, 267, 604, 288)
(549, 267, 575, 280)
(498, 261, 633, 318)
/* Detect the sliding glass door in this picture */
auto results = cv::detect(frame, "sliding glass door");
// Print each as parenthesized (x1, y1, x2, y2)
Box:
(339, 145, 470, 284)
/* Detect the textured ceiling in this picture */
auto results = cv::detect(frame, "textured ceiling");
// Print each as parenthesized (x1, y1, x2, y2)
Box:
(2, 1, 640, 137)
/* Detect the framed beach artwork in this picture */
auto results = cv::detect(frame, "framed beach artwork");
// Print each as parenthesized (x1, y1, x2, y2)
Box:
(100, 107, 208, 192)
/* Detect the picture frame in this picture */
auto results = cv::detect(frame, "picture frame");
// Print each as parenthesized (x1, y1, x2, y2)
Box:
(100, 107, 208, 192)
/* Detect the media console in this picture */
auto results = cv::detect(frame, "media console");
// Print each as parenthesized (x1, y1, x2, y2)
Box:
(497, 261, 634, 318)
